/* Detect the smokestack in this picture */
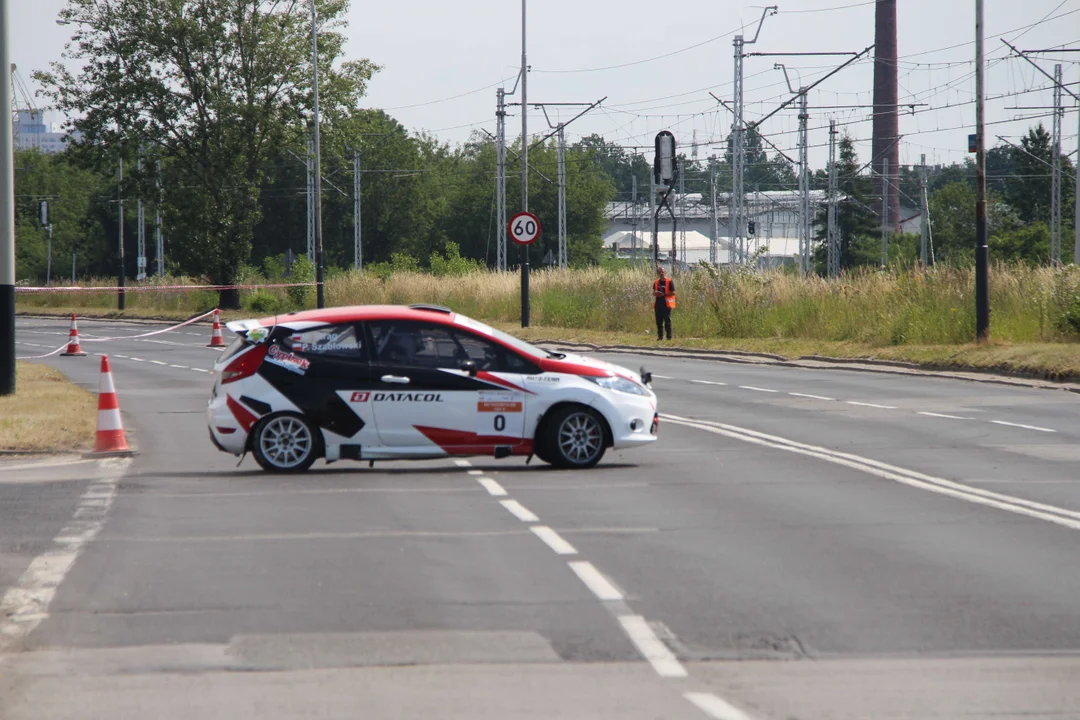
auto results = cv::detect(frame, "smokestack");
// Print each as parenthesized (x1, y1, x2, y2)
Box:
(872, 0, 900, 231)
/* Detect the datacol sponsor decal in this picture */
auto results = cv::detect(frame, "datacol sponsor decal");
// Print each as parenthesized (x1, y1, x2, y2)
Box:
(266, 344, 310, 374)
(351, 391, 443, 403)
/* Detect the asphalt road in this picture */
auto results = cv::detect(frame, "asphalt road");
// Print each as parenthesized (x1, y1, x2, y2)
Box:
(3, 316, 1080, 719)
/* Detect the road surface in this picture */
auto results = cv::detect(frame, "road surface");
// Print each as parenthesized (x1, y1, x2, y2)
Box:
(3, 316, 1080, 719)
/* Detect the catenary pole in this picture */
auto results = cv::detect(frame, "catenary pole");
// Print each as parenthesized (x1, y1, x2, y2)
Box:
(0, 0, 13, 395)
(827, 120, 839, 277)
(117, 157, 125, 310)
(310, 0, 325, 309)
(1050, 64, 1062, 265)
(974, 0, 990, 340)
(557, 124, 567, 269)
(880, 157, 889, 268)
(155, 159, 164, 277)
(496, 88, 507, 271)
(920, 153, 929, 267)
(353, 149, 361, 271)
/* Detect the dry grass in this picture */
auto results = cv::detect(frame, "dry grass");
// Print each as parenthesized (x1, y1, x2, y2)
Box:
(0, 363, 98, 452)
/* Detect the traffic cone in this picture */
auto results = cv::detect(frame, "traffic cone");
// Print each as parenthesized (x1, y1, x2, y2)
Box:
(207, 309, 225, 347)
(87, 355, 135, 457)
(61, 313, 87, 356)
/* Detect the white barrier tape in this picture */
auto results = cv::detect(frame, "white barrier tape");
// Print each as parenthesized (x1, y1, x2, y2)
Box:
(16, 309, 220, 360)
(16, 282, 318, 293)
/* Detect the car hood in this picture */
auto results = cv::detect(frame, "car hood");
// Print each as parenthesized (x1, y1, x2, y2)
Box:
(539, 351, 646, 384)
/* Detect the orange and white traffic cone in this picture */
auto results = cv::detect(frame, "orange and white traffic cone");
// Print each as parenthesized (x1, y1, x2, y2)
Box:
(87, 355, 135, 457)
(207, 309, 225, 347)
(61, 313, 87, 357)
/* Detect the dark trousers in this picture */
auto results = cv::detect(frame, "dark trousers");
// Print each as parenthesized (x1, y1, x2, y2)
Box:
(654, 303, 672, 340)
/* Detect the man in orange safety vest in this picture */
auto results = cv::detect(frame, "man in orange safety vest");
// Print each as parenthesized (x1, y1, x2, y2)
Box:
(653, 265, 676, 341)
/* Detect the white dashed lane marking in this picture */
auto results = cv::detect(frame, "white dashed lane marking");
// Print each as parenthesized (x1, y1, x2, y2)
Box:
(789, 392, 834, 401)
(991, 420, 1056, 433)
(739, 385, 779, 393)
(691, 380, 727, 386)
(846, 401, 897, 409)
(618, 615, 687, 678)
(918, 411, 973, 420)
(530, 526, 577, 555)
(568, 561, 624, 601)
(499, 499, 539, 522)
(477, 478, 508, 496)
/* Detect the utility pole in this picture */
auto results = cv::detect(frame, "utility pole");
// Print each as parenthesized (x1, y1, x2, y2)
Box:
(306, 135, 314, 262)
(353, 149, 361, 271)
(0, 0, 13, 395)
(732, 7, 777, 268)
(881, 157, 889, 268)
(678, 156, 686, 267)
(520, 0, 529, 326)
(495, 87, 507, 271)
(631, 174, 638, 263)
(310, 0, 325, 309)
(827, 120, 839, 278)
(919, 153, 929, 267)
(117, 157, 125, 310)
(136, 147, 146, 281)
(709, 155, 719, 266)
(798, 89, 810, 275)
(1050, 63, 1063, 266)
(557, 124, 567, 269)
(155, 159, 164, 277)
(975, 0, 990, 341)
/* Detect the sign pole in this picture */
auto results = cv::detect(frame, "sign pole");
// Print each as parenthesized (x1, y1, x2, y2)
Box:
(0, 0, 15, 395)
(510, 211, 540, 328)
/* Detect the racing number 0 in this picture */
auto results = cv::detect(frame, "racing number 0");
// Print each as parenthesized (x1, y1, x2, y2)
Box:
(494, 414, 506, 432)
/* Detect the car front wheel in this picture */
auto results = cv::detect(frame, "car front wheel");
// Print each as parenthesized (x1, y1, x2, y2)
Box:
(543, 405, 607, 469)
(252, 413, 319, 473)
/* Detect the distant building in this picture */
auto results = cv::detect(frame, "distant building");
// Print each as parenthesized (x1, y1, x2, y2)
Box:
(14, 109, 80, 153)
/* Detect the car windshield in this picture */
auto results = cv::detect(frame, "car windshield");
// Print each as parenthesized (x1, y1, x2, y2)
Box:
(454, 314, 563, 360)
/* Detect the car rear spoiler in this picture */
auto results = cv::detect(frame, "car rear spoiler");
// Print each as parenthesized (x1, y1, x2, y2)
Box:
(225, 318, 271, 342)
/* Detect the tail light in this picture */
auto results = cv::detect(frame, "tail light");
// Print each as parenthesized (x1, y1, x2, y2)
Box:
(221, 345, 268, 384)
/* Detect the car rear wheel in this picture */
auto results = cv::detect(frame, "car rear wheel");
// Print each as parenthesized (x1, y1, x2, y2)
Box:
(543, 406, 607, 469)
(252, 413, 319, 473)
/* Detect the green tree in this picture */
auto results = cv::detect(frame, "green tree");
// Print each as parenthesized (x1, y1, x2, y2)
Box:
(812, 133, 879, 272)
(37, 0, 378, 306)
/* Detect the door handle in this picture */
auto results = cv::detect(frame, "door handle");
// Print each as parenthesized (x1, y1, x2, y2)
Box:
(381, 375, 411, 385)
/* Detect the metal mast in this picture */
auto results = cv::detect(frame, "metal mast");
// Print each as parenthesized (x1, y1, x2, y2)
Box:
(495, 88, 507, 271)
(731, 7, 776, 268)
(631, 174, 638, 262)
(827, 120, 839, 278)
(709, 155, 719, 266)
(306, 135, 314, 262)
(353, 149, 362, 271)
(678, 157, 686, 265)
(155, 160, 164, 277)
(798, 90, 810, 275)
(136, 147, 146, 281)
(919, 153, 929, 268)
(1051, 63, 1063, 266)
(557, 124, 567, 269)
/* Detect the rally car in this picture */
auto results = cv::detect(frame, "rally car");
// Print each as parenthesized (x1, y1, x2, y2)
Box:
(207, 304, 658, 472)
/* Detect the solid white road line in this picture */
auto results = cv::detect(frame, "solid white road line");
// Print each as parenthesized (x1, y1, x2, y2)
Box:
(477, 478, 508, 497)
(499, 499, 539, 522)
(918, 411, 973, 420)
(568, 561, 624, 601)
(453, 459, 472, 467)
(466, 469, 483, 476)
(739, 385, 778, 393)
(684, 692, 755, 720)
(789, 392, 834, 401)
(652, 374, 674, 379)
(846, 401, 897, 409)
(991, 420, 1056, 433)
(691, 380, 727, 386)
(0, 460, 129, 653)
(618, 615, 687, 678)
(662, 414, 1080, 532)
(530, 526, 578, 555)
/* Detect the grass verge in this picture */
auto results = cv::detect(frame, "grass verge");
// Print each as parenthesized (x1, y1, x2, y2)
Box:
(0, 363, 98, 453)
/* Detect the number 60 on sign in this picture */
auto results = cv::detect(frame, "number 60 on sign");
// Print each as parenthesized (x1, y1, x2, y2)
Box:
(508, 211, 541, 246)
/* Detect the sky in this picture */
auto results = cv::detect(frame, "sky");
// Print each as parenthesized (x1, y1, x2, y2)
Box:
(11, 0, 1080, 179)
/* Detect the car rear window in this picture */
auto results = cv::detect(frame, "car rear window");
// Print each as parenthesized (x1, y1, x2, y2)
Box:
(281, 324, 366, 361)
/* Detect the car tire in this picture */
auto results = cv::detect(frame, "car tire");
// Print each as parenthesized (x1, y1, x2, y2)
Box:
(251, 413, 320, 473)
(542, 405, 607, 469)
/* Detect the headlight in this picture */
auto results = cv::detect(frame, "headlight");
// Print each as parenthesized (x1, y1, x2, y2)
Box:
(585, 375, 650, 396)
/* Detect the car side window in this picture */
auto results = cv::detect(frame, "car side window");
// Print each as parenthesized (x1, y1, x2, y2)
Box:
(281, 324, 366, 361)
(368, 321, 537, 373)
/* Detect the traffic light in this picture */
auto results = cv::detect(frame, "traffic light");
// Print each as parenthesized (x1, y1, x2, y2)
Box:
(747, 220, 756, 236)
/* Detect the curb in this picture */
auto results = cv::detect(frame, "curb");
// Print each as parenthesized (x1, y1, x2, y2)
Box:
(535, 340, 1080, 394)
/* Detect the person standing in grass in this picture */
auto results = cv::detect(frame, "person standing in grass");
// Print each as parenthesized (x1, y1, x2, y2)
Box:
(653, 265, 676, 341)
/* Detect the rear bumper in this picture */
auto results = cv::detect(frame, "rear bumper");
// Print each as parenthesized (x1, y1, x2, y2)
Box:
(207, 394, 248, 455)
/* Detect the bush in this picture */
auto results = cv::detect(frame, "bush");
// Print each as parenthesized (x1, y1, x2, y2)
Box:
(430, 242, 486, 277)
(245, 289, 287, 315)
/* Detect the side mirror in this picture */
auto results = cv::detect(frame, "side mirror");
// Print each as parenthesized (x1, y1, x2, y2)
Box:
(460, 359, 478, 377)
(640, 366, 652, 386)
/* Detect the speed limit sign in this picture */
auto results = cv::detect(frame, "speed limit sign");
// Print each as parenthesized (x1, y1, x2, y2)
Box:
(508, 211, 541, 245)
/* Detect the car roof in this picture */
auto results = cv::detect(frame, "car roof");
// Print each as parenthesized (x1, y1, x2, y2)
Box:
(255, 304, 460, 328)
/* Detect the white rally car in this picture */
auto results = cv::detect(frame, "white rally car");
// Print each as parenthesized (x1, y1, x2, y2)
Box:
(207, 304, 659, 472)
